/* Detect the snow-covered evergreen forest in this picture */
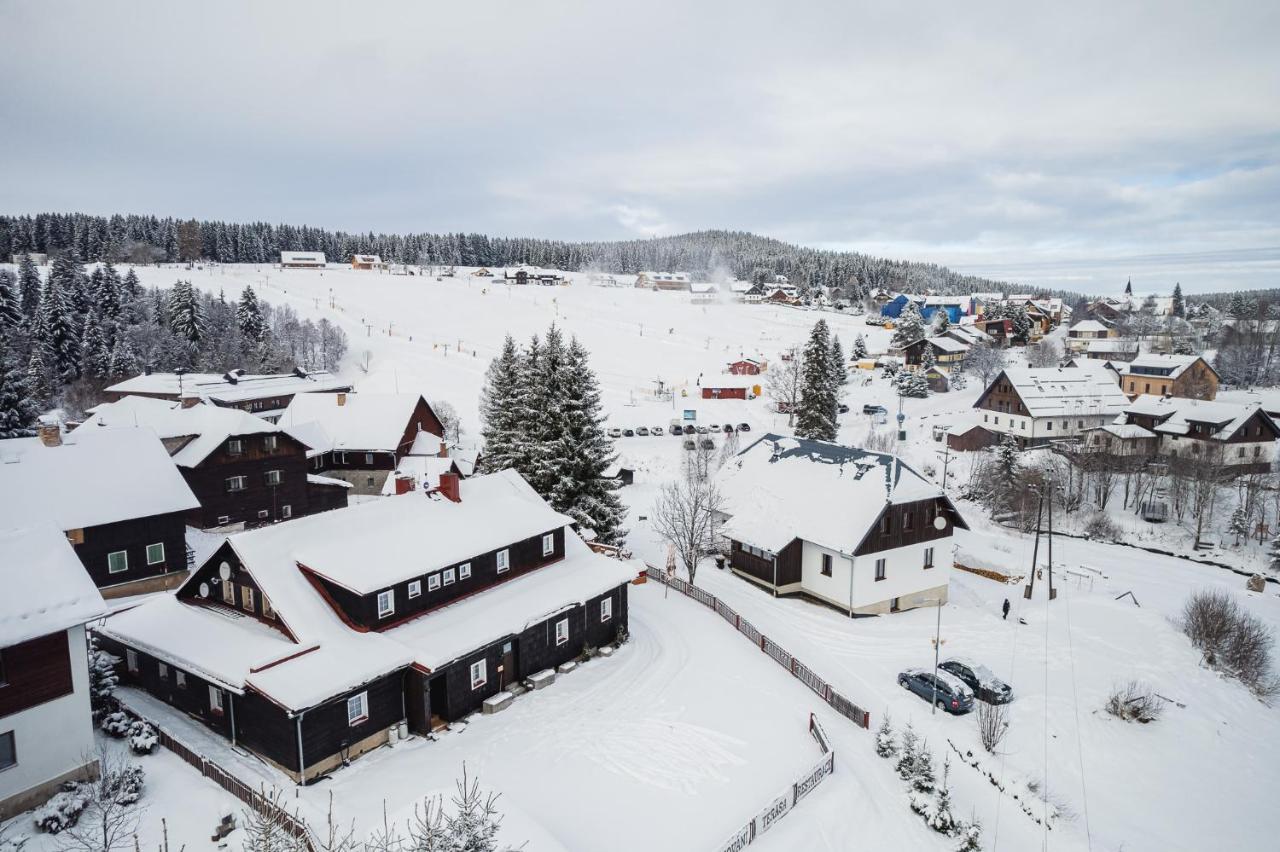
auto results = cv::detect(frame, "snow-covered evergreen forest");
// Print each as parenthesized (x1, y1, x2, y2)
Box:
(0, 254, 346, 435)
(0, 212, 1076, 303)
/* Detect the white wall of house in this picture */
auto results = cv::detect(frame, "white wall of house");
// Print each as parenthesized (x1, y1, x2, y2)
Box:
(798, 539, 951, 614)
(979, 412, 1114, 442)
(0, 626, 98, 816)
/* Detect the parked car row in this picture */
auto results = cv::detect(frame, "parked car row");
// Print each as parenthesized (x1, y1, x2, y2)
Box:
(897, 658, 1013, 715)
(607, 423, 752, 439)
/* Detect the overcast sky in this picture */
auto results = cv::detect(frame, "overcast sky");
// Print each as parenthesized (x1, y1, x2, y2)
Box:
(2, 1, 1277, 294)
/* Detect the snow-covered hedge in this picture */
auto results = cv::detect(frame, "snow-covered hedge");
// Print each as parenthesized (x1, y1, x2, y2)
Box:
(33, 785, 90, 834)
(100, 711, 131, 738)
(128, 721, 158, 755)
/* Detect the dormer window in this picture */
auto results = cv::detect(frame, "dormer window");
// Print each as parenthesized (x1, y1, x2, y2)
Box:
(377, 590, 395, 618)
(228, 439, 244, 455)
(542, 533, 554, 556)
(497, 549, 510, 573)
(263, 435, 277, 453)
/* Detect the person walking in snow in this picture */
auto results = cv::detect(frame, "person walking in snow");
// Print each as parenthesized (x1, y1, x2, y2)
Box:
(1002, 598, 1011, 620)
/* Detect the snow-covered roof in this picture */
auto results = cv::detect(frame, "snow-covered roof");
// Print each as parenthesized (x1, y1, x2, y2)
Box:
(925, 295, 967, 306)
(1069, 320, 1110, 333)
(925, 336, 969, 354)
(1123, 395, 1271, 441)
(352, 254, 383, 264)
(1093, 423, 1156, 440)
(79, 396, 283, 467)
(280, 392, 432, 453)
(280, 251, 325, 263)
(298, 470, 573, 595)
(379, 456, 457, 495)
(1116, 353, 1205, 379)
(105, 369, 350, 404)
(1, 525, 108, 646)
(0, 427, 200, 531)
(715, 434, 963, 554)
(1085, 339, 1139, 354)
(307, 473, 352, 489)
(407, 431, 447, 457)
(988, 368, 1131, 419)
(946, 325, 990, 345)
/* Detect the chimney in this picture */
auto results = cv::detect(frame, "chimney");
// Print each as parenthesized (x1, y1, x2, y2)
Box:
(438, 441, 448, 458)
(437, 471, 461, 503)
(38, 424, 62, 447)
(336, 392, 347, 407)
(394, 474, 415, 495)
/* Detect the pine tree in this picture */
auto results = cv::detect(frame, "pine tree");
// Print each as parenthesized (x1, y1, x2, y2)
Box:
(922, 344, 936, 370)
(829, 334, 846, 390)
(93, 261, 122, 325)
(851, 333, 868, 360)
(954, 820, 982, 852)
(795, 319, 837, 441)
(894, 370, 929, 398)
(895, 722, 919, 780)
(1268, 532, 1280, 573)
(911, 744, 936, 794)
(237, 285, 266, 344)
(25, 347, 50, 409)
(36, 267, 80, 385)
(507, 334, 543, 482)
(87, 634, 120, 721)
(995, 433, 1021, 481)
(478, 335, 522, 474)
(1228, 505, 1249, 546)
(0, 356, 40, 438)
(891, 301, 926, 349)
(168, 280, 206, 345)
(16, 252, 41, 320)
(875, 714, 897, 759)
(933, 310, 951, 333)
(80, 312, 112, 379)
(107, 334, 141, 379)
(0, 271, 22, 339)
(547, 338, 628, 545)
(929, 755, 958, 835)
(1172, 282, 1185, 319)
(121, 267, 141, 301)
(1008, 304, 1032, 343)
(525, 324, 569, 497)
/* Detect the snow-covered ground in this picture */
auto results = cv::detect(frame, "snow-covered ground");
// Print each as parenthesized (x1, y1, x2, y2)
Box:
(13, 263, 1273, 852)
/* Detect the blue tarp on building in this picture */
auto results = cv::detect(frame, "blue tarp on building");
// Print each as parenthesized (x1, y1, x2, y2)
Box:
(920, 303, 964, 323)
(880, 294, 912, 318)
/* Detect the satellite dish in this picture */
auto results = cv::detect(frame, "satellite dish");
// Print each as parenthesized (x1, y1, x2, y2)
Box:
(934, 515, 948, 531)
(219, 562, 232, 581)
(199, 583, 210, 598)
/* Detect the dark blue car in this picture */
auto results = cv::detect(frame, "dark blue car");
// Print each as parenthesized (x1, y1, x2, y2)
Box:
(897, 667, 975, 714)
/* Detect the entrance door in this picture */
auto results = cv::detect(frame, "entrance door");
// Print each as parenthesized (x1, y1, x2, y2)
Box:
(427, 675, 448, 732)
(498, 641, 516, 689)
(890, 597, 901, 613)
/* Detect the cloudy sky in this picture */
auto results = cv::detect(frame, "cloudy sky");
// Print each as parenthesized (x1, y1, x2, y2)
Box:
(2, 1, 1277, 294)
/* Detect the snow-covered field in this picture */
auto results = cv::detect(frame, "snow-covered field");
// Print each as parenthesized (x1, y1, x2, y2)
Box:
(13, 263, 1275, 852)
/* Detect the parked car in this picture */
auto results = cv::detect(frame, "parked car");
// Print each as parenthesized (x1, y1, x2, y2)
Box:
(699, 438, 715, 450)
(636, 427, 650, 436)
(939, 659, 1013, 704)
(622, 429, 635, 437)
(652, 425, 665, 436)
(682, 439, 696, 450)
(722, 423, 735, 433)
(838, 404, 850, 414)
(696, 426, 709, 434)
(897, 668, 974, 714)
(608, 427, 623, 438)
(738, 423, 751, 432)
(709, 424, 723, 432)
(683, 424, 696, 435)
(672, 427, 686, 438)
(863, 404, 888, 415)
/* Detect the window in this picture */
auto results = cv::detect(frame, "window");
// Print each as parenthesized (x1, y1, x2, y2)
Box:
(377, 590, 395, 618)
(427, 573, 441, 592)
(1254, 446, 1262, 457)
(879, 516, 890, 535)
(1046, 422, 1052, 431)
(875, 558, 886, 581)
(601, 598, 613, 622)
(903, 512, 913, 532)
(1078, 420, 1084, 429)
(257, 510, 269, 519)
(217, 515, 230, 525)
(0, 731, 15, 771)
(555, 618, 569, 646)
(408, 580, 422, 599)
(336, 451, 347, 464)
(263, 435, 278, 452)
(209, 686, 224, 714)
(470, 659, 487, 690)
(241, 586, 255, 611)
(108, 550, 129, 574)
(126, 649, 139, 673)
(222, 580, 236, 604)
(346, 692, 369, 726)
(994, 416, 999, 425)
(497, 549, 510, 573)
(542, 533, 555, 556)
(262, 597, 275, 619)
(281, 504, 292, 519)
(176, 670, 187, 688)
(983, 414, 988, 422)
(821, 554, 833, 577)
(226, 476, 247, 492)
(459, 563, 471, 580)
(146, 543, 165, 565)
(924, 547, 935, 569)
(228, 439, 243, 455)
(158, 662, 168, 679)
(1144, 383, 1151, 394)
(1238, 447, 1245, 457)
(365, 453, 374, 465)
(443, 568, 456, 586)
(265, 470, 281, 486)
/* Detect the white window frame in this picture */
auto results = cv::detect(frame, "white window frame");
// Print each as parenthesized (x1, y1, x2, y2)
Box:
(377, 590, 395, 618)
(217, 515, 230, 525)
(222, 579, 235, 604)
(281, 504, 292, 519)
(336, 451, 347, 464)
(265, 469, 282, 486)
(257, 509, 269, 519)
(209, 685, 224, 714)
(263, 435, 278, 452)
(496, 549, 510, 574)
(555, 618, 569, 646)
(226, 475, 247, 492)
(157, 662, 168, 679)
(601, 598, 613, 623)
(408, 580, 422, 599)
(346, 691, 369, 726)
(459, 563, 471, 579)
(175, 670, 187, 688)
(262, 597, 275, 619)
(145, 542, 165, 565)
(470, 659, 487, 690)
(107, 550, 129, 574)
(427, 573, 441, 592)
(542, 533, 554, 556)
(227, 439, 244, 455)
(241, 586, 255, 611)
(443, 568, 456, 586)
(126, 649, 139, 673)
(923, 547, 935, 569)
(365, 452, 374, 465)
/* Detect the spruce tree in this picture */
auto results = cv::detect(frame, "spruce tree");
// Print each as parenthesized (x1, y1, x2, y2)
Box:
(929, 755, 958, 835)
(168, 280, 206, 345)
(477, 335, 523, 475)
(1268, 531, 1280, 573)
(508, 334, 543, 482)
(1008, 303, 1032, 343)
(911, 744, 936, 793)
(955, 820, 982, 852)
(80, 312, 112, 380)
(0, 271, 22, 339)
(894, 370, 929, 398)
(122, 267, 142, 301)
(25, 348, 50, 407)
(0, 355, 40, 438)
(16, 252, 41, 320)
(1228, 506, 1249, 546)
(1172, 282, 1185, 319)
(237, 285, 266, 345)
(795, 319, 837, 441)
(875, 714, 897, 759)
(895, 722, 919, 780)
(852, 333, 868, 360)
(922, 344, 936, 371)
(525, 324, 569, 497)
(891, 301, 926, 349)
(995, 433, 1021, 481)
(36, 267, 80, 385)
(107, 335, 140, 379)
(829, 334, 846, 390)
(933, 310, 951, 333)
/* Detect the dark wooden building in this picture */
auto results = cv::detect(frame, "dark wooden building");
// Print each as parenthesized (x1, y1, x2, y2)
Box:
(103, 368, 352, 422)
(95, 470, 636, 783)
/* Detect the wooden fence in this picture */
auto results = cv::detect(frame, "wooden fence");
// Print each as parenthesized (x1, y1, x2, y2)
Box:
(645, 567, 870, 729)
(713, 714, 838, 852)
(141, 715, 317, 850)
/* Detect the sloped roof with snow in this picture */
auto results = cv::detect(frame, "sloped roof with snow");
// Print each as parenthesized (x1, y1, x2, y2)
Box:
(1115, 353, 1206, 379)
(990, 368, 1131, 419)
(1069, 320, 1111, 333)
(1123, 395, 1273, 440)
(1, 525, 108, 646)
(79, 396, 283, 467)
(105, 369, 350, 404)
(715, 434, 963, 554)
(280, 392, 427, 453)
(926, 336, 969, 354)
(0, 427, 200, 530)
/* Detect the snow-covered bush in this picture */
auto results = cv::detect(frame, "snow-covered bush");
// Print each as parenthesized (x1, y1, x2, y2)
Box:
(128, 720, 158, 755)
(954, 819, 983, 851)
(894, 722, 918, 780)
(1105, 680, 1163, 723)
(104, 764, 145, 805)
(875, 715, 897, 759)
(1083, 512, 1119, 541)
(894, 370, 929, 398)
(911, 746, 936, 794)
(87, 635, 119, 722)
(33, 785, 90, 834)
(100, 711, 132, 738)
(1182, 589, 1279, 697)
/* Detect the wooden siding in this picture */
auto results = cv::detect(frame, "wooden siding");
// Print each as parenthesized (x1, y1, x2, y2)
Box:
(298, 671, 403, 773)
(182, 431, 313, 528)
(855, 498, 964, 557)
(73, 511, 188, 589)
(0, 631, 73, 717)
(97, 635, 234, 741)
(729, 538, 802, 587)
(310, 528, 567, 631)
(974, 371, 1029, 417)
(306, 481, 350, 514)
(177, 541, 291, 637)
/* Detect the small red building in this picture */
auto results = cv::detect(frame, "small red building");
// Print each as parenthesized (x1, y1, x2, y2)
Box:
(702, 386, 749, 400)
(727, 359, 765, 375)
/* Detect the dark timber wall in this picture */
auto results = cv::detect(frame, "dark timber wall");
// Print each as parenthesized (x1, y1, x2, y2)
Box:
(72, 511, 188, 589)
(0, 631, 73, 717)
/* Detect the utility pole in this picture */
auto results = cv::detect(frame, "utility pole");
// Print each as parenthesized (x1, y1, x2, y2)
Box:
(930, 597, 944, 714)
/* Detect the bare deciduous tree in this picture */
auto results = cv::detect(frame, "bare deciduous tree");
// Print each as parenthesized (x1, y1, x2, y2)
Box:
(55, 750, 144, 852)
(966, 342, 1007, 387)
(766, 351, 803, 426)
(650, 475, 724, 584)
(975, 700, 1009, 753)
